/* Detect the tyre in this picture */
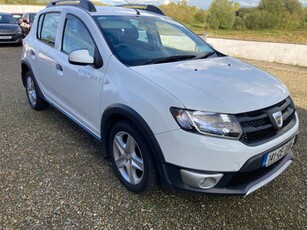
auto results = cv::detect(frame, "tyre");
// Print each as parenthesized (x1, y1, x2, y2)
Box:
(109, 121, 158, 193)
(25, 71, 49, 110)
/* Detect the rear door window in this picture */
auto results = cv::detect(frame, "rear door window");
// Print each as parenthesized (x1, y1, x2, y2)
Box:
(37, 12, 61, 47)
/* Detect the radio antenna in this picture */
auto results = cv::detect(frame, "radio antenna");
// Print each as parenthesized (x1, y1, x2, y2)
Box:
(124, 0, 140, 15)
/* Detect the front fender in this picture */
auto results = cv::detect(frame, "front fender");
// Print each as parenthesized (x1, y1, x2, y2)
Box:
(100, 104, 173, 190)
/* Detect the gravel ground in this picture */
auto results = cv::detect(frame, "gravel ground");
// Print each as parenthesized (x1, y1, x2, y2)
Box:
(0, 46, 306, 229)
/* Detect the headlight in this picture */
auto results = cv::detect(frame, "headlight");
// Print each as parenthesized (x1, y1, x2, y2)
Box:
(170, 108, 242, 139)
(17, 28, 22, 34)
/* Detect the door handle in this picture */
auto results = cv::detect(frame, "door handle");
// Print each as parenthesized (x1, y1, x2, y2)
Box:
(56, 63, 63, 72)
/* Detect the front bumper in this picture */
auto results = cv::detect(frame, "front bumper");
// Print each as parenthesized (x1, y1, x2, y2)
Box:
(165, 143, 295, 195)
(155, 113, 299, 195)
(0, 34, 22, 44)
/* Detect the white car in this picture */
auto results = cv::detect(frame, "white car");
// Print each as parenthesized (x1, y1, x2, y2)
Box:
(21, 0, 299, 195)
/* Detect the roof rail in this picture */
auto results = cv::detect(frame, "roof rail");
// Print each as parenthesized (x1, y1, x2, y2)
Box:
(116, 4, 165, 16)
(46, 0, 97, 12)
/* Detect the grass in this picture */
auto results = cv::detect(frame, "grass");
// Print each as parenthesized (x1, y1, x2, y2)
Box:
(187, 23, 307, 44)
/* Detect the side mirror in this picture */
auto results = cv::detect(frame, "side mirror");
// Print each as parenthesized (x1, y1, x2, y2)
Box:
(68, 49, 94, 66)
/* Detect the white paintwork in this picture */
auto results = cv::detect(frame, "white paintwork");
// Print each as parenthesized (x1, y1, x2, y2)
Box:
(100, 55, 183, 135)
(131, 56, 289, 114)
(156, 113, 298, 171)
(205, 37, 307, 67)
(22, 5, 299, 194)
(69, 49, 94, 65)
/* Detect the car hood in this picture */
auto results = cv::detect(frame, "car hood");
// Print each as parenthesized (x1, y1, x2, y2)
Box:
(130, 57, 289, 114)
(0, 23, 19, 30)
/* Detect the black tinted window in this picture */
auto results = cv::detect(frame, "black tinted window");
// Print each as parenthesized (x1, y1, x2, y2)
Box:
(37, 14, 44, 40)
(95, 16, 214, 66)
(0, 14, 15, 24)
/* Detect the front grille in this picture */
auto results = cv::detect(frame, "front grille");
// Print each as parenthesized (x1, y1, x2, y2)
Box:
(226, 157, 283, 188)
(236, 97, 296, 145)
(0, 29, 16, 34)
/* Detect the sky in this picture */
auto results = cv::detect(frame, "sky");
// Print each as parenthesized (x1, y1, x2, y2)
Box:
(99, 0, 307, 9)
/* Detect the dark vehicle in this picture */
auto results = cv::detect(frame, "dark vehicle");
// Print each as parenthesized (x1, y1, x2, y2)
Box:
(20, 12, 36, 37)
(12, 13, 23, 25)
(0, 12, 23, 45)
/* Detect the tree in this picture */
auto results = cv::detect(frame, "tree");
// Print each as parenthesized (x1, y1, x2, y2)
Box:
(207, 0, 237, 29)
(282, 0, 304, 29)
(285, 0, 303, 13)
(259, 0, 285, 27)
(259, 0, 286, 16)
(194, 9, 206, 23)
(236, 7, 255, 18)
(245, 10, 279, 29)
(233, 2, 240, 12)
(258, 0, 304, 29)
(160, 1, 196, 24)
(234, 16, 245, 30)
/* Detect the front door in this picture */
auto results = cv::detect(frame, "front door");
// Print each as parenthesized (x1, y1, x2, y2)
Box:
(52, 15, 104, 137)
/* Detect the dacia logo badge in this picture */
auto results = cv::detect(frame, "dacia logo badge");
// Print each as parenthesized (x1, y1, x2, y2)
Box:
(272, 111, 283, 129)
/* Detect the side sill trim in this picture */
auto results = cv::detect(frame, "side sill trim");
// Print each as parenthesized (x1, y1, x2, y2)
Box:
(245, 160, 292, 196)
(44, 97, 101, 141)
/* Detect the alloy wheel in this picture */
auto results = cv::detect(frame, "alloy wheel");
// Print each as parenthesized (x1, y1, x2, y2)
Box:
(113, 131, 144, 185)
(26, 76, 37, 106)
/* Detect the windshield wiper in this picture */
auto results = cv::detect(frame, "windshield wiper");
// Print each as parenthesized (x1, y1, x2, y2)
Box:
(196, 51, 216, 59)
(144, 55, 196, 65)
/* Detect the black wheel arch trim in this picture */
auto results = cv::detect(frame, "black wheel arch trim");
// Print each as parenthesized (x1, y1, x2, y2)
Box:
(21, 59, 32, 86)
(101, 104, 173, 190)
(21, 59, 45, 100)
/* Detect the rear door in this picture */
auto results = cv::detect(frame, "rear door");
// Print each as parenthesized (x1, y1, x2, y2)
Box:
(29, 12, 61, 102)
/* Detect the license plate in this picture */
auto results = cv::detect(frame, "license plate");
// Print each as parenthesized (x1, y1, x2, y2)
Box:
(0, 36, 12, 40)
(263, 139, 294, 167)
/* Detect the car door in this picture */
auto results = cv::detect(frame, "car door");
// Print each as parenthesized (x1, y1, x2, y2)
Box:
(30, 12, 61, 101)
(52, 14, 104, 136)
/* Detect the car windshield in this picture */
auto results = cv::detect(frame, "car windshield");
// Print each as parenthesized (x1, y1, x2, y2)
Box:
(94, 15, 216, 66)
(13, 14, 22, 19)
(0, 14, 16, 24)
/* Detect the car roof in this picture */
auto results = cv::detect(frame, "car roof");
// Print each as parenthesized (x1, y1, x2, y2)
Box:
(41, 5, 167, 19)
(91, 6, 163, 17)
(0, 12, 13, 15)
(43, 2, 165, 18)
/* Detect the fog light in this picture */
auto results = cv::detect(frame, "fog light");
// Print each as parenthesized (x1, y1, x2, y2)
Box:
(181, 170, 223, 190)
(199, 177, 220, 189)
